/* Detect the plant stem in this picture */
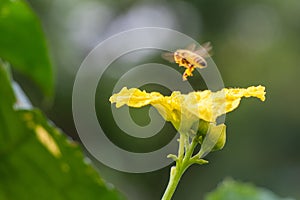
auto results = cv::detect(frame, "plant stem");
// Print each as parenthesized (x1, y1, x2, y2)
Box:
(161, 135, 198, 200)
(161, 164, 183, 200)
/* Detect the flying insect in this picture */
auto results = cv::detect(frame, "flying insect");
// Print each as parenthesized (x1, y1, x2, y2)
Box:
(162, 42, 212, 80)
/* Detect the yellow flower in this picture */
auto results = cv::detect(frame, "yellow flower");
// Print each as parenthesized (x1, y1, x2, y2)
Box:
(109, 85, 266, 134)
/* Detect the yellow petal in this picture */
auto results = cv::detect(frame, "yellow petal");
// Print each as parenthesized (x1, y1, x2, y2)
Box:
(110, 85, 266, 131)
(185, 85, 266, 122)
(110, 88, 183, 128)
(109, 87, 162, 108)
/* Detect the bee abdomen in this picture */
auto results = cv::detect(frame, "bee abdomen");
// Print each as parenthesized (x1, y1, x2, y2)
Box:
(195, 57, 206, 66)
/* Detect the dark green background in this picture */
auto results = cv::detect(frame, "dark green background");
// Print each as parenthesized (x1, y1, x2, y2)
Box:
(16, 0, 300, 199)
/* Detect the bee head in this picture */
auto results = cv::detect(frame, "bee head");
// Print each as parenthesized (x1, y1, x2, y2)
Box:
(174, 52, 181, 61)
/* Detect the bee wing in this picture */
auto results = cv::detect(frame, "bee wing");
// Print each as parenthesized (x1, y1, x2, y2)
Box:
(161, 51, 175, 63)
(185, 43, 197, 51)
(194, 42, 213, 58)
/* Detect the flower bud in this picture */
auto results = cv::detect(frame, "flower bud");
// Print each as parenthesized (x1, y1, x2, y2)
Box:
(197, 122, 226, 152)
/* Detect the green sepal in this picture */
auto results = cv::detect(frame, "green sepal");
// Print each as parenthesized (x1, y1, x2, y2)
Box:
(167, 154, 178, 161)
(196, 119, 210, 139)
(191, 158, 209, 165)
(210, 123, 226, 151)
(196, 120, 226, 149)
(197, 123, 227, 158)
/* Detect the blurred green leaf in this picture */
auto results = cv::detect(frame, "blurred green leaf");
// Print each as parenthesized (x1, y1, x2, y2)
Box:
(0, 64, 125, 200)
(205, 179, 294, 200)
(0, 0, 53, 96)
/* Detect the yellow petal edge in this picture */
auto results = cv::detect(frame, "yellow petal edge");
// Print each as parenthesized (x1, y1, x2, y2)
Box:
(110, 85, 265, 126)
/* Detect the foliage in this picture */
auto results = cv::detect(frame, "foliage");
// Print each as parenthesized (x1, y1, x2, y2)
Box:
(0, 0, 52, 96)
(0, 0, 124, 199)
(0, 64, 124, 200)
(205, 179, 294, 200)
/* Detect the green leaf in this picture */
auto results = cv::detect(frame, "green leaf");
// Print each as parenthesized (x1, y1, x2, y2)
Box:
(0, 0, 53, 96)
(205, 179, 294, 200)
(0, 64, 125, 200)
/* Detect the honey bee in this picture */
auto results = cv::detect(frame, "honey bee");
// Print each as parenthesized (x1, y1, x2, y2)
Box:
(162, 42, 212, 81)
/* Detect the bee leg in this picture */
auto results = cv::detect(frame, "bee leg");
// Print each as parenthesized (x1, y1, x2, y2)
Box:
(184, 66, 194, 77)
(189, 66, 195, 76)
(182, 73, 188, 81)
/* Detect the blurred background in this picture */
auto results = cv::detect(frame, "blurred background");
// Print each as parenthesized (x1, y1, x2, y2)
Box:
(21, 0, 300, 199)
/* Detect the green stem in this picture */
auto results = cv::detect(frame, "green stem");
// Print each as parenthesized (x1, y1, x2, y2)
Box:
(178, 134, 185, 160)
(193, 149, 205, 161)
(161, 164, 183, 200)
(161, 135, 198, 200)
